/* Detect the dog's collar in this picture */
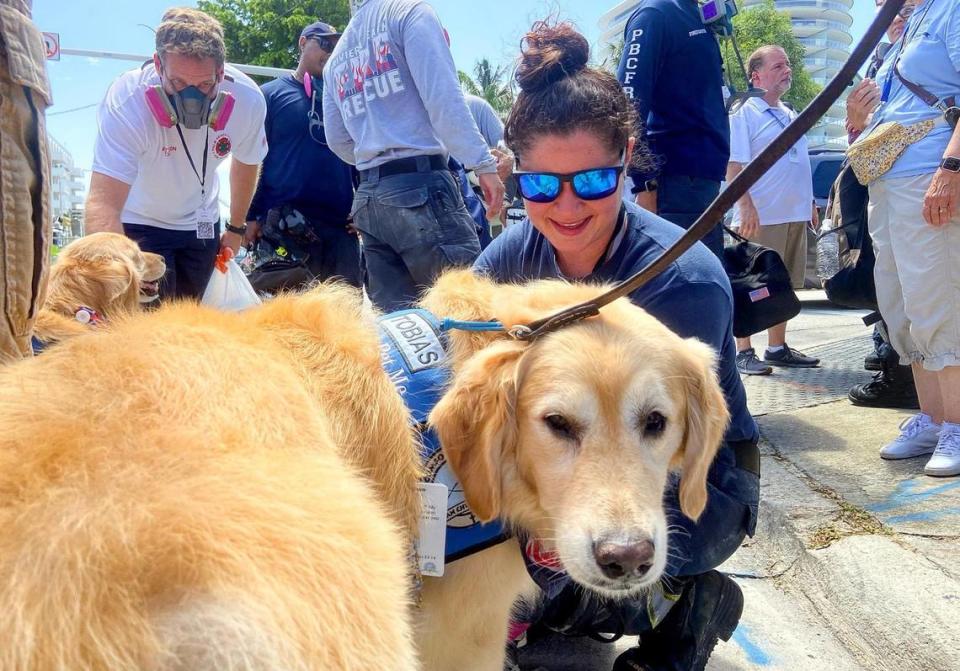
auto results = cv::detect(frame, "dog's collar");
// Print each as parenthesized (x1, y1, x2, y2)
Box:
(74, 306, 103, 326)
(520, 534, 570, 599)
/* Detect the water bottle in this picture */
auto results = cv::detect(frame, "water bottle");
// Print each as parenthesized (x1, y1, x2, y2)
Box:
(816, 217, 840, 284)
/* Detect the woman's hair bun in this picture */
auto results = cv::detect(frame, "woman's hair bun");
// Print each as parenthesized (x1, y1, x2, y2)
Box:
(514, 21, 590, 93)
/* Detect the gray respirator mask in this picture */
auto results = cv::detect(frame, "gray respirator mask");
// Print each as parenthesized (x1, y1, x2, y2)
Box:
(169, 85, 213, 130)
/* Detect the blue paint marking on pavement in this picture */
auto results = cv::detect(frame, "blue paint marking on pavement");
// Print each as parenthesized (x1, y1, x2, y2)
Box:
(732, 624, 772, 666)
(885, 507, 960, 524)
(867, 478, 960, 514)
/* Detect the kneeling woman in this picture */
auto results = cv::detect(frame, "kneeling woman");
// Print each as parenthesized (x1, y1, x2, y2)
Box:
(475, 22, 759, 670)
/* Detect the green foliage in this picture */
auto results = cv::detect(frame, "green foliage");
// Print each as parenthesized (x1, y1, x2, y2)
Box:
(598, 38, 624, 74)
(457, 58, 515, 118)
(723, 0, 820, 111)
(196, 0, 350, 70)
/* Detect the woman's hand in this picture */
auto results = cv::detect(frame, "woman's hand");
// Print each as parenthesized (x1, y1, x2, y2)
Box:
(923, 168, 960, 227)
(846, 79, 881, 134)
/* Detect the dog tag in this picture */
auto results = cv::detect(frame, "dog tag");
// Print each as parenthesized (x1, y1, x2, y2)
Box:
(196, 220, 216, 239)
(416, 482, 447, 577)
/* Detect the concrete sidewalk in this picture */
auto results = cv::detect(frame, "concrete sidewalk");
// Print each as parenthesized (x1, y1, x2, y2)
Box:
(517, 295, 960, 671)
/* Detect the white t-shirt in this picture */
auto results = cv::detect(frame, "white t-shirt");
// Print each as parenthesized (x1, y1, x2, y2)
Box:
(729, 97, 813, 227)
(92, 63, 268, 231)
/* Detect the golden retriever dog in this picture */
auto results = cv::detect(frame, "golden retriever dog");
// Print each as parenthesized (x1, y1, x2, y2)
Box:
(0, 284, 422, 670)
(416, 271, 729, 671)
(32, 232, 166, 345)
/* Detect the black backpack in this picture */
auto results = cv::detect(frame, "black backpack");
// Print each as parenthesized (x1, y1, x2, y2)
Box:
(822, 164, 877, 310)
(723, 226, 802, 338)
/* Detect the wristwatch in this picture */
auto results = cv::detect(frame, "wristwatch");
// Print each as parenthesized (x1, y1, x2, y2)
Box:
(633, 178, 659, 194)
(939, 157, 960, 173)
(225, 223, 248, 235)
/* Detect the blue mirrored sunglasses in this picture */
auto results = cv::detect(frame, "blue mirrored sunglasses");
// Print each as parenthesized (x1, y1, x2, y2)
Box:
(515, 160, 625, 203)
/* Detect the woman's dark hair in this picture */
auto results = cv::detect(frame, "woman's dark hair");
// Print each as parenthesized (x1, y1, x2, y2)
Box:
(505, 21, 653, 171)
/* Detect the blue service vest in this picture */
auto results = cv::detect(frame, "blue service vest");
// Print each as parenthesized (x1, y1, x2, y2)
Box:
(378, 309, 510, 563)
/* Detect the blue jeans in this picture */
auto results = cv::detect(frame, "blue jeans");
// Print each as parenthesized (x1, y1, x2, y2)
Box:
(351, 162, 481, 312)
(658, 175, 724, 262)
(123, 222, 220, 300)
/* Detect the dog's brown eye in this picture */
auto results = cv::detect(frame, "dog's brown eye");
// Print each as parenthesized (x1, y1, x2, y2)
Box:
(643, 412, 666, 437)
(544, 413, 578, 441)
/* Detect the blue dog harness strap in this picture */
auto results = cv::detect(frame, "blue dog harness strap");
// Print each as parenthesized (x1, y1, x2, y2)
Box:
(30, 336, 47, 355)
(379, 309, 572, 590)
(378, 309, 510, 562)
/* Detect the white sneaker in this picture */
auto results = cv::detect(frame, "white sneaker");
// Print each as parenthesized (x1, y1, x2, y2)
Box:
(880, 413, 941, 460)
(925, 422, 960, 477)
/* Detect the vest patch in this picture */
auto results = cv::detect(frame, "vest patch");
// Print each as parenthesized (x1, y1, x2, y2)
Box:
(379, 309, 508, 562)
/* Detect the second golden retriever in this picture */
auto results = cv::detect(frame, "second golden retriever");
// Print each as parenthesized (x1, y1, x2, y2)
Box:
(416, 271, 729, 670)
(33, 232, 166, 345)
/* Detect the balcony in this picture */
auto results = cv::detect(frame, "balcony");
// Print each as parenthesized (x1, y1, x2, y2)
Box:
(773, 0, 853, 12)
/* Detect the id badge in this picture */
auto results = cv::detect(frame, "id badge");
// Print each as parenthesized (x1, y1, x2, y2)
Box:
(416, 482, 448, 577)
(196, 220, 216, 239)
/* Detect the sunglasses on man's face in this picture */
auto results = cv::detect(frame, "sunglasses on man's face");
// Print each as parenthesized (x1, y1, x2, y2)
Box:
(877, 0, 916, 18)
(898, 4, 916, 18)
(515, 158, 626, 204)
(309, 36, 336, 52)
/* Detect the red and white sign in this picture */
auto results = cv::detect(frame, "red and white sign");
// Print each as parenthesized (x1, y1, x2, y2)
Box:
(42, 32, 60, 61)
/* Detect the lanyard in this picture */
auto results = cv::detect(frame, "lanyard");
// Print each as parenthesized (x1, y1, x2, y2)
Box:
(881, 0, 936, 103)
(764, 107, 791, 130)
(174, 123, 210, 201)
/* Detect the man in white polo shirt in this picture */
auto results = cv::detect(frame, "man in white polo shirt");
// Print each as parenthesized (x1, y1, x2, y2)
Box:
(728, 45, 820, 375)
(86, 7, 267, 300)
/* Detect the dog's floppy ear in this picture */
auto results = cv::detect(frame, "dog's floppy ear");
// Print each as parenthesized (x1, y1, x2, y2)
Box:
(54, 255, 139, 312)
(673, 339, 730, 521)
(428, 339, 526, 523)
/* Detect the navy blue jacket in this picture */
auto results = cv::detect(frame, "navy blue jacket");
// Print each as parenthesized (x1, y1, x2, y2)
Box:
(248, 74, 355, 226)
(618, 0, 730, 185)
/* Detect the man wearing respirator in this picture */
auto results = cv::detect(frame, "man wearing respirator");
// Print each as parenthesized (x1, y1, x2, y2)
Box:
(86, 7, 267, 300)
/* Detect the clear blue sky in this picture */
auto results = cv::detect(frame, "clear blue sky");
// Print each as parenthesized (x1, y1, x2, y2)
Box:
(35, 0, 877, 192)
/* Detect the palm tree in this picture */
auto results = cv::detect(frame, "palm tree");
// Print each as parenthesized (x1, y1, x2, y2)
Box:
(599, 39, 624, 74)
(458, 58, 514, 118)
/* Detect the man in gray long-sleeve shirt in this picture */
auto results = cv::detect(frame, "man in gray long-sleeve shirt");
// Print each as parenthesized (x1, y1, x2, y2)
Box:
(322, 0, 504, 311)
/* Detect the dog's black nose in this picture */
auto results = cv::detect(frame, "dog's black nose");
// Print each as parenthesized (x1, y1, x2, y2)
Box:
(593, 539, 655, 579)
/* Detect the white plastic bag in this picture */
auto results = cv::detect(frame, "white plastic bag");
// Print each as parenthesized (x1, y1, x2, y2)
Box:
(201, 258, 262, 311)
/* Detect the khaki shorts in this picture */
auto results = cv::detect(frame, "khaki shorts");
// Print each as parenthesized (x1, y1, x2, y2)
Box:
(868, 173, 960, 371)
(754, 221, 808, 290)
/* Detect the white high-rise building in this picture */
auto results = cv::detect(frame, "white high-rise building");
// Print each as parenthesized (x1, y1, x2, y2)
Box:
(48, 135, 86, 227)
(598, 0, 854, 147)
(598, 0, 643, 47)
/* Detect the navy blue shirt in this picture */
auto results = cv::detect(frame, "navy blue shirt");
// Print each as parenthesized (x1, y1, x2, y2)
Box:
(248, 74, 355, 226)
(474, 201, 757, 445)
(618, 0, 730, 184)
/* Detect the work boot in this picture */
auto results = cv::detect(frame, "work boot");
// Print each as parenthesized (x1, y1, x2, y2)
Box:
(864, 351, 882, 371)
(611, 571, 743, 671)
(848, 365, 919, 410)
